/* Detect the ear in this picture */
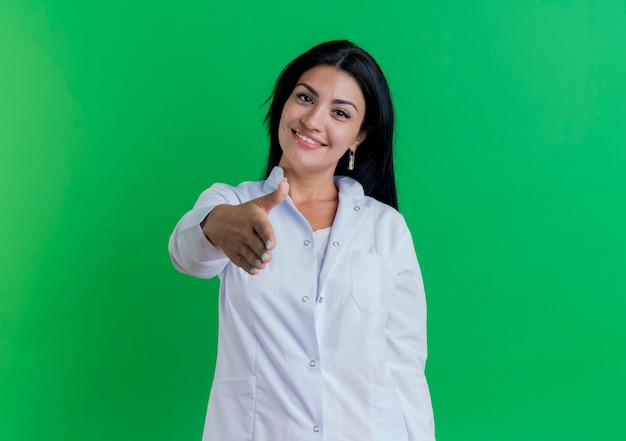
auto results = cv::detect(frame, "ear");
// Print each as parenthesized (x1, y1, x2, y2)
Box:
(350, 128, 369, 152)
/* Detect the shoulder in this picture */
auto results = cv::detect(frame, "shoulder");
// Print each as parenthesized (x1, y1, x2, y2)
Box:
(197, 167, 284, 205)
(367, 196, 411, 244)
(366, 195, 403, 220)
(336, 175, 407, 226)
(336, 175, 410, 237)
(195, 180, 261, 205)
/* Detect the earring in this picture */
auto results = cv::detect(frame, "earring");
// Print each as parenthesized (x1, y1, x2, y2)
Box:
(348, 150, 355, 171)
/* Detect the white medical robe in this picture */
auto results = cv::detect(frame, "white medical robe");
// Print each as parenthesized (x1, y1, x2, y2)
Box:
(169, 167, 435, 441)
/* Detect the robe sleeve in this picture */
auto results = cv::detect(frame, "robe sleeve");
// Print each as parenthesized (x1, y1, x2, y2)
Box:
(168, 183, 240, 279)
(385, 215, 436, 441)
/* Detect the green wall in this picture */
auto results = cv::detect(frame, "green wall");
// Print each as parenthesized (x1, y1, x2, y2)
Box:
(1, 1, 625, 439)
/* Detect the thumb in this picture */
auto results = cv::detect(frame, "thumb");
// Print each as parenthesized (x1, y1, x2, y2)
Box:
(256, 179, 289, 213)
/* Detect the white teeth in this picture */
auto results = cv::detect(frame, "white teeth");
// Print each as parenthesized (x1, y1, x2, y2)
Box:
(296, 131, 323, 146)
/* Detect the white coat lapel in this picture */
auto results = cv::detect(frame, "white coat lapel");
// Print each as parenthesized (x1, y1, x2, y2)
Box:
(318, 176, 368, 286)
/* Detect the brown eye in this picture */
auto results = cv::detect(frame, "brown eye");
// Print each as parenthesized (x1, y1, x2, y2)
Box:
(297, 93, 313, 103)
(335, 109, 351, 119)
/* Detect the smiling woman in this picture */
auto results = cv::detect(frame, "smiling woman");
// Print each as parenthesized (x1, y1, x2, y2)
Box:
(168, 40, 435, 441)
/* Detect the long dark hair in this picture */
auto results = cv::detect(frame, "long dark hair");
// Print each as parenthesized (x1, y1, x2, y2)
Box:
(263, 40, 398, 209)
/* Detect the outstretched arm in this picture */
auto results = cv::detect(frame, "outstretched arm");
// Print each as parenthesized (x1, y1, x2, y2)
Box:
(168, 180, 289, 279)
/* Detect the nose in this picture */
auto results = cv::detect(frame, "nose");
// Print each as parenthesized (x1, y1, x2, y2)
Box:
(300, 106, 324, 131)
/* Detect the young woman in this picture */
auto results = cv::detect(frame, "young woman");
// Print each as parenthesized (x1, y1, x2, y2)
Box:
(169, 40, 435, 441)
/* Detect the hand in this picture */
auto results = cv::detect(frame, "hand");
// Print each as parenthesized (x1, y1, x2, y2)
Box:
(200, 179, 289, 275)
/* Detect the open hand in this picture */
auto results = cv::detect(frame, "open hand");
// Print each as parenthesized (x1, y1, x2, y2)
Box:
(200, 179, 289, 274)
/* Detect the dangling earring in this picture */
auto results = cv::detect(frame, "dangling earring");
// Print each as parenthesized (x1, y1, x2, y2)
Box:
(348, 150, 355, 171)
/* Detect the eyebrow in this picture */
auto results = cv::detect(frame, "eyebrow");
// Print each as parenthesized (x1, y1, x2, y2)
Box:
(296, 82, 359, 112)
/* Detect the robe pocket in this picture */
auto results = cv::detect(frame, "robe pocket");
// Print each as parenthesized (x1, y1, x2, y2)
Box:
(370, 386, 408, 441)
(349, 252, 393, 313)
(204, 376, 256, 441)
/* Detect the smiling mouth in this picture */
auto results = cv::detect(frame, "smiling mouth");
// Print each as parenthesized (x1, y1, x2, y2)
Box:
(293, 130, 326, 147)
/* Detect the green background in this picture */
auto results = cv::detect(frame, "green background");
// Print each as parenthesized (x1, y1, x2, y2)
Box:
(1, 0, 625, 439)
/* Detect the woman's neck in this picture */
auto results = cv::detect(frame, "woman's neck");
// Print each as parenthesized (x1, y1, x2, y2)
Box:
(282, 168, 338, 204)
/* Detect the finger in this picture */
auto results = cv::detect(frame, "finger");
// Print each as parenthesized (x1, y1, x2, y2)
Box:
(253, 217, 276, 252)
(255, 179, 289, 214)
(242, 242, 272, 266)
(233, 246, 267, 274)
(246, 229, 271, 258)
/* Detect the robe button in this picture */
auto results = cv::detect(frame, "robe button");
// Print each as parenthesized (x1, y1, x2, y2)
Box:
(313, 425, 320, 432)
(353, 206, 360, 211)
(309, 360, 316, 367)
(302, 296, 309, 302)
(304, 240, 311, 246)
(332, 241, 339, 247)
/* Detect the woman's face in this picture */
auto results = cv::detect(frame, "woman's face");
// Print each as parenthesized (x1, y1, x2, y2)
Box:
(278, 65, 366, 176)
